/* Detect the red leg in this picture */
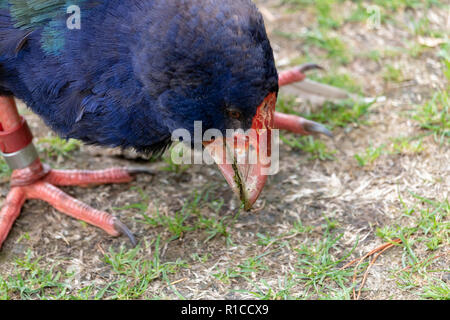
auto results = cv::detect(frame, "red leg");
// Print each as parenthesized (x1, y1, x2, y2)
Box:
(276, 64, 332, 137)
(25, 182, 131, 237)
(274, 112, 332, 137)
(43, 167, 153, 187)
(0, 164, 144, 249)
(0, 97, 146, 249)
(0, 180, 138, 249)
(0, 188, 26, 247)
(278, 63, 323, 87)
(0, 96, 22, 130)
(44, 167, 135, 186)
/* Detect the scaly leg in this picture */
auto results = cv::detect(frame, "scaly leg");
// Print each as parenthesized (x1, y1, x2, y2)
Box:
(276, 64, 331, 137)
(0, 165, 150, 249)
(0, 188, 26, 247)
(44, 167, 154, 187)
(0, 97, 150, 249)
(23, 181, 136, 245)
(278, 63, 323, 87)
(274, 112, 332, 137)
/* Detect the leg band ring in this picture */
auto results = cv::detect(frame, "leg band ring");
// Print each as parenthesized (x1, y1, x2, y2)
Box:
(1, 142, 39, 170)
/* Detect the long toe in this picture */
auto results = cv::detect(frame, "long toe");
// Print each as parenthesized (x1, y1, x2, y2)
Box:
(113, 218, 137, 247)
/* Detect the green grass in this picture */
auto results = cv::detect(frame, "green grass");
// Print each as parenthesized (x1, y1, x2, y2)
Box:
(240, 276, 298, 300)
(345, 2, 369, 23)
(119, 189, 195, 241)
(304, 30, 352, 64)
(309, 72, 363, 94)
(372, 0, 442, 11)
(280, 0, 405, 31)
(443, 58, 450, 82)
(280, 0, 389, 28)
(0, 158, 12, 180)
(117, 187, 239, 245)
(407, 42, 432, 59)
(438, 42, 450, 63)
(160, 145, 192, 175)
(356, 49, 382, 62)
(354, 144, 385, 167)
(232, 217, 358, 300)
(273, 28, 352, 65)
(281, 0, 344, 30)
(413, 90, 449, 144)
(406, 15, 445, 38)
(190, 252, 211, 264)
(281, 135, 336, 161)
(0, 240, 189, 300)
(420, 279, 449, 300)
(382, 64, 404, 83)
(376, 192, 449, 299)
(377, 192, 450, 299)
(0, 249, 70, 300)
(277, 95, 373, 129)
(37, 135, 81, 161)
(292, 227, 358, 299)
(356, 46, 408, 62)
(213, 252, 271, 285)
(210, 215, 363, 300)
(276, 94, 373, 162)
(389, 136, 425, 155)
(276, 94, 298, 115)
(100, 239, 189, 299)
(256, 219, 314, 249)
(305, 99, 373, 128)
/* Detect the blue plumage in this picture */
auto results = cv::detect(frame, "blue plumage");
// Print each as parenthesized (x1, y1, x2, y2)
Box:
(0, 0, 278, 154)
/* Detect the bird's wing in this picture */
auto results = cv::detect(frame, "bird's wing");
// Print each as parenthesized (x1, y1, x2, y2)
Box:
(2, 0, 85, 29)
(0, 0, 91, 57)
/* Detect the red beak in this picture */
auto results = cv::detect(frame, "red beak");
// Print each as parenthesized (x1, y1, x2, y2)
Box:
(204, 93, 277, 210)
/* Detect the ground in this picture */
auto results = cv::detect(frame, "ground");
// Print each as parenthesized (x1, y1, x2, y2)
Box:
(0, 0, 448, 300)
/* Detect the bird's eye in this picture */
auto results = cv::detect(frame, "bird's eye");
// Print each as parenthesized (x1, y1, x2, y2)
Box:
(227, 109, 242, 120)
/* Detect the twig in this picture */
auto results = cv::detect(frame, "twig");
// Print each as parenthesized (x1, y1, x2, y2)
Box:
(97, 243, 106, 255)
(355, 243, 397, 300)
(342, 239, 402, 300)
(170, 278, 188, 286)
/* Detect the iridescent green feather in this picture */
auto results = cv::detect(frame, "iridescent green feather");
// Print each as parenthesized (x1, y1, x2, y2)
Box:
(1, 0, 85, 54)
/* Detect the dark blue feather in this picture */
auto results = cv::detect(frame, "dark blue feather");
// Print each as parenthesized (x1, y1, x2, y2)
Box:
(0, 0, 278, 154)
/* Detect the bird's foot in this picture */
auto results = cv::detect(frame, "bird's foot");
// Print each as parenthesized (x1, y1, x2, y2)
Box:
(276, 63, 332, 137)
(0, 159, 153, 249)
(278, 63, 324, 87)
(274, 112, 332, 137)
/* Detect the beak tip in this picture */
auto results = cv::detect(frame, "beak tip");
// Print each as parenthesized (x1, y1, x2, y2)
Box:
(243, 194, 259, 211)
(241, 174, 268, 211)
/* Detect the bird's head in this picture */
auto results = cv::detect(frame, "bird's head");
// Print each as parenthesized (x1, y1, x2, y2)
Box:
(134, 0, 278, 210)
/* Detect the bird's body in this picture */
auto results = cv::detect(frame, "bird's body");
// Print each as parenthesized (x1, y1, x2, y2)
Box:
(0, 0, 329, 249)
(0, 0, 278, 153)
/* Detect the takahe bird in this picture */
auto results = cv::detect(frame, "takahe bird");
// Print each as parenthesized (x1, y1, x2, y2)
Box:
(0, 0, 330, 248)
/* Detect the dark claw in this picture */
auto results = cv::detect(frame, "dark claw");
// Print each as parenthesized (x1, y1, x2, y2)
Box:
(299, 63, 325, 74)
(126, 167, 156, 176)
(303, 120, 333, 138)
(113, 218, 137, 247)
